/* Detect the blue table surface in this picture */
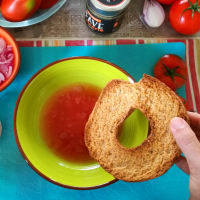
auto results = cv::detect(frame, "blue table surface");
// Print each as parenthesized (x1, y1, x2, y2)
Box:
(0, 43, 189, 200)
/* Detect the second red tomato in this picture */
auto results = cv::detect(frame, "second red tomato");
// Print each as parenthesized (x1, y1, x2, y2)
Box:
(1, 0, 41, 22)
(154, 54, 187, 90)
(169, 0, 200, 35)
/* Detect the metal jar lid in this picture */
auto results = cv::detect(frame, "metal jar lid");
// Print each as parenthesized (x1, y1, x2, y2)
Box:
(88, 0, 131, 17)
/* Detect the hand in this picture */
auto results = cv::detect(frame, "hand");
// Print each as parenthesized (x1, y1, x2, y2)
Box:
(170, 112, 200, 200)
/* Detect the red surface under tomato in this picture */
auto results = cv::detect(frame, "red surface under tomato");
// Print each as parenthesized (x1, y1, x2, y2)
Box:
(156, 0, 177, 5)
(169, 0, 200, 35)
(154, 54, 187, 90)
(178, 96, 191, 111)
(39, 0, 58, 9)
(40, 84, 100, 163)
(1, 0, 41, 22)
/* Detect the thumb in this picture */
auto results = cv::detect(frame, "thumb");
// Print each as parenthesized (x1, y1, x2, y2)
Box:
(170, 117, 200, 174)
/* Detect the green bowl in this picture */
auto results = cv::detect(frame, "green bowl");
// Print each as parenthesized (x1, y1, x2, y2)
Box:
(14, 57, 148, 189)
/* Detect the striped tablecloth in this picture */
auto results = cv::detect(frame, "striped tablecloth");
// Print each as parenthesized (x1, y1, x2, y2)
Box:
(16, 38, 200, 113)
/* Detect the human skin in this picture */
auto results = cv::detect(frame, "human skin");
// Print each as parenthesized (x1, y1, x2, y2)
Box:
(170, 112, 200, 200)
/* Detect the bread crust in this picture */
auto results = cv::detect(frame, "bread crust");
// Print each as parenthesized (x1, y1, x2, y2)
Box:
(85, 74, 189, 182)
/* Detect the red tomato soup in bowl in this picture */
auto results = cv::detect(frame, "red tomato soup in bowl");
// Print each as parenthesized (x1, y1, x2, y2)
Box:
(0, 27, 20, 91)
(14, 57, 132, 189)
(40, 84, 101, 164)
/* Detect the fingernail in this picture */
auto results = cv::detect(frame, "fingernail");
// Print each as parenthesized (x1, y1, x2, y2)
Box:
(170, 117, 186, 131)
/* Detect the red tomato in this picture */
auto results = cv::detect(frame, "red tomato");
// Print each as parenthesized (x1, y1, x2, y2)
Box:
(169, 0, 200, 35)
(154, 54, 187, 90)
(1, 0, 41, 22)
(39, 0, 58, 9)
(156, 0, 177, 5)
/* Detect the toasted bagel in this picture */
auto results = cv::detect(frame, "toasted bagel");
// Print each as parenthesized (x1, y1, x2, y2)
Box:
(85, 74, 189, 182)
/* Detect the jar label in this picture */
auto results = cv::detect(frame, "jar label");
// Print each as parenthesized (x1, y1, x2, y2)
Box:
(85, 9, 122, 33)
(97, 0, 125, 6)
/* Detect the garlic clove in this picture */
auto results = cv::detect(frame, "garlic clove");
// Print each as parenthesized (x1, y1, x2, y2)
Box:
(142, 0, 165, 28)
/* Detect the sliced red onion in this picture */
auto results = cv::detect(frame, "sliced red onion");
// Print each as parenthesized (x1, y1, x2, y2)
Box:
(0, 63, 8, 72)
(0, 38, 6, 54)
(0, 72, 5, 84)
(0, 55, 6, 62)
(0, 37, 14, 85)
(7, 45, 12, 49)
(4, 46, 13, 55)
(6, 66, 13, 78)
(0, 53, 14, 64)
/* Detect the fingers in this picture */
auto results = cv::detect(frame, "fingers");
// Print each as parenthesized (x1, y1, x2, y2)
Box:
(170, 117, 200, 175)
(188, 112, 200, 127)
(175, 156, 190, 174)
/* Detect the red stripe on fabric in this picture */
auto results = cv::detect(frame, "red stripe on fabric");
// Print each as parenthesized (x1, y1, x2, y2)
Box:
(184, 42, 194, 112)
(65, 40, 85, 46)
(188, 39, 200, 112)
(36, 41, 42, 47)
(17, 41, 34, 47)
(116, 40, 136, 45)
(87, 40, 93, 46)
(166, 39, 194, 110)
(138, 39, 144, 44)
(166, 39, 186, 45)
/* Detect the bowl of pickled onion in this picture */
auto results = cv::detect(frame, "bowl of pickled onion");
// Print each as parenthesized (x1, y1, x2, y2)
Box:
(0, 27, 20, 91)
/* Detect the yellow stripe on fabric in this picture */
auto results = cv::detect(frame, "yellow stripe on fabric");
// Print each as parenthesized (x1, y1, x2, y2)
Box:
(143, 39, 168, 44)
(54, 40, 59, 47)
(59, 40, 63, 46)
(44, 40, 49, 47)
(105, 40, 109, 45)
(93, 40, 99, 45)
(59, 40, 61, 46)
(186, 40, 197, 111)
(155, 39, 160, 43)
(144, 39, 152, 44)
(158, 39, 167, 43)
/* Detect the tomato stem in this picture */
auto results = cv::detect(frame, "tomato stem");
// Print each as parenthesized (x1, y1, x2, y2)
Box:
(162, 63, 186, 81)
(183, 0, 200, 17)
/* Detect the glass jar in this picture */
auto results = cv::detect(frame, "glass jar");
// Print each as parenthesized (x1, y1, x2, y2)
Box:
(85, 0, 131, 34)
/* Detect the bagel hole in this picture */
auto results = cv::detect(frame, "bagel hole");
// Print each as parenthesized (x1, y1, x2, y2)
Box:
(118, 109, 149, 148)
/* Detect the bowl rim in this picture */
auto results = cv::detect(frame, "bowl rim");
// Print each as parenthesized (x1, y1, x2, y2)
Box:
(0, 27, 20, 91)
(13, 56, 134, 190)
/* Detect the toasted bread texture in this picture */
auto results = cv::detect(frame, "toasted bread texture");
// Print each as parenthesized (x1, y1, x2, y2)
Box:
(85, 74, 189, 182)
